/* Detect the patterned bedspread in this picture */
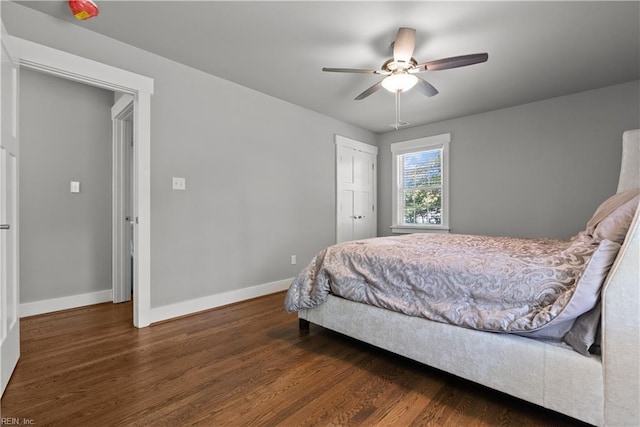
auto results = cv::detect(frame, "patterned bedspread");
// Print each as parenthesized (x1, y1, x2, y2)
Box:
(285, 233, 606, 334)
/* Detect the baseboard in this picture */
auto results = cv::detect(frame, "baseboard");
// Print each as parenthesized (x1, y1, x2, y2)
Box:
(149, 278, 293, 324)
(19, 278, 293, 322)
(20, 289, 113, 318)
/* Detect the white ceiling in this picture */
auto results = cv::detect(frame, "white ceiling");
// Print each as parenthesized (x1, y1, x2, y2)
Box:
(15, 1, 640, 134)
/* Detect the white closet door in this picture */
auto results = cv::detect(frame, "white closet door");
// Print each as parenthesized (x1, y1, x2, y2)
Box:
(336, 136, 377, 243)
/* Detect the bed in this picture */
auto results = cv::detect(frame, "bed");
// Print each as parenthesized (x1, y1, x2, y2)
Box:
(285, 129, 640, 426)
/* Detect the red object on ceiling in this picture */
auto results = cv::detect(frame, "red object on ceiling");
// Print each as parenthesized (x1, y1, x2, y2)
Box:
(68, 0, 99, 20)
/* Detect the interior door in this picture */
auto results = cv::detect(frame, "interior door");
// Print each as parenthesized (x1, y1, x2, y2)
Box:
(0, 24, 20, 397)
(336, 141, 377, 243)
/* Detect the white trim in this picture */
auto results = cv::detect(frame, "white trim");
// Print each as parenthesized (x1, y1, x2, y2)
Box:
(390, 133, 450, 154)
(111, 93, 134, 119)
(391, 225, 450, 234)
(335, 134, 378, 154)
(391, 133, 451, 232)
(8, 36, 154, 328)
(20, 290, 112, 318)
(112, 97, 134, 304)
(133, 92, 152, 327)
(8, 37, 154, 95)
(149, 278, 293, 324)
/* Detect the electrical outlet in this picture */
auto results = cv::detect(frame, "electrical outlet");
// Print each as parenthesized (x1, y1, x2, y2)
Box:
(172, 177, 186, 190)
(291, 255, 297, 265)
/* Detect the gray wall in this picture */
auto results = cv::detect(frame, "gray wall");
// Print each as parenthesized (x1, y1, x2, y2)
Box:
(4, 3, 377, 307)
(378, 80, 640, 239)
(19, 68, 114, 303)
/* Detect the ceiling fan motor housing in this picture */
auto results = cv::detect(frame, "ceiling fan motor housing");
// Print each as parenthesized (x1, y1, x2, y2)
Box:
(383, 58, 419, 73)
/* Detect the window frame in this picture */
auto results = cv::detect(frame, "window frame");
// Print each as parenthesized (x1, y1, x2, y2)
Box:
(391, 133, 450, 234)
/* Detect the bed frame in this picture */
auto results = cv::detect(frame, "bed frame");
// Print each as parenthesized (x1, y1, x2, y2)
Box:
(298, 129, 640, 426)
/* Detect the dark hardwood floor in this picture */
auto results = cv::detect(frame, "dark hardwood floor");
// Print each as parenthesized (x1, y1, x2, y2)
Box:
(1, 291, 586, 426)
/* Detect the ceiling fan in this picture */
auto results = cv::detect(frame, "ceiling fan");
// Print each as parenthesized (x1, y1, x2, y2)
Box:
(323, 27, 488, 101)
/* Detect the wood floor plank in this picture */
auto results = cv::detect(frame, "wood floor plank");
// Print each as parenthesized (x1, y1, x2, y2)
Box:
(1, 291, 587, 426)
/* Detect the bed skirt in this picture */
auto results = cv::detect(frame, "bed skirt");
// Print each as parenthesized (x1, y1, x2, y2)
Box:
(300, 295, 604, 426)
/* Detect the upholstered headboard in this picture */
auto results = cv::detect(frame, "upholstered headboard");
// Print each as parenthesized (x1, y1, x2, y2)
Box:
(602, 129, 640, 426)
(617, 129, 640, 193)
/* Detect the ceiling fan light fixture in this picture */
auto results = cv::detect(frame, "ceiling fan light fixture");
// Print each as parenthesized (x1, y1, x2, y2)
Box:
(381, 73, 419, 93)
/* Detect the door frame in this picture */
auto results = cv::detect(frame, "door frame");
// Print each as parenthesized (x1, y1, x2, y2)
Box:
(335, 135, 378, 243)
(8, 35, 154, 327)
(112, 95, 134, 304)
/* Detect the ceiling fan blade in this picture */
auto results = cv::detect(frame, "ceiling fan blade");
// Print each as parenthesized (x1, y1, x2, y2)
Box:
(322, 67, 379, 74)
(354, 80, 383, 100)
(393, 27, 416, 63)
(416, 77, 439, 97)
(418, 53, 489, 71)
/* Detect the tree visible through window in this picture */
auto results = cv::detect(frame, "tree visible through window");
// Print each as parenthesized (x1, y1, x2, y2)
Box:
(401, 149, 442, 225)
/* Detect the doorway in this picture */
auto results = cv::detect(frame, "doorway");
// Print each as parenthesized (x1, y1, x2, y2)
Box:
(8, 35, 153, 327)
(19, 68, 115, 315)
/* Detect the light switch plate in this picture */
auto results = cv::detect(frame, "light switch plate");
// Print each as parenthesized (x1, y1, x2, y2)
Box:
(172, 177, 186, 190)
(70, 181, 80, 193)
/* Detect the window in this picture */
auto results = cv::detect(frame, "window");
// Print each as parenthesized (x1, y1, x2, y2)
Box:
(391, 133, 450, 233)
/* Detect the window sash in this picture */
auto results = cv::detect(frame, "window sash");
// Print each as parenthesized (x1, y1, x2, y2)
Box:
(391, 133, 450, 232)
(398, 148, 442, 190)
(397, 150, 443, 226)
(398, 187, 442, 226)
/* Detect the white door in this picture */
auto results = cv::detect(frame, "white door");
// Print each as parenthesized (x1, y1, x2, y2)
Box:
(0, 24, 20, 397)
(336, 136, 377, 243)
